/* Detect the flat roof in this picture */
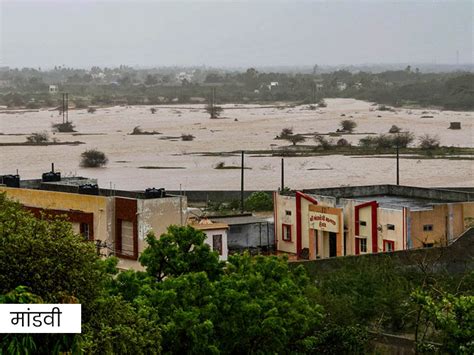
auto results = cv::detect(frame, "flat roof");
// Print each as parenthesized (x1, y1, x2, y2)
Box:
(350, 195, 446, 210)
(211, 215, 270, 225)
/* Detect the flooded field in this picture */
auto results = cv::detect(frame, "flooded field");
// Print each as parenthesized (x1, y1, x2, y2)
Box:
(1, 98, 472, 190)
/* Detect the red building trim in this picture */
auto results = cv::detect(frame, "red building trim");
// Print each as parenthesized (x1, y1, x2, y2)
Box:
(295, 192, 318, 258)
(23, 206, 94, 240)
(354, 201, 379, 254)
(383, 239, 395, 252)
(282, 223, 292, 242)
(273, 192, 278, 249)
(115, 197, 138, 260)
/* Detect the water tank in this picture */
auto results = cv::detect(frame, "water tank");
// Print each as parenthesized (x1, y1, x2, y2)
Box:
(79, 184, 99, 195)
(42, 171, 61, 182)
(145, 187, 165, 198)
(1, 174, 20, 188)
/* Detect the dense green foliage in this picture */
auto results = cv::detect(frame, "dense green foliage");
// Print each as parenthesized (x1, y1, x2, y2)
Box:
(0, 194, 160, 354)
(80, 149, 108, 168)
(301, 256, 474, 353)
(244, 191, 274, 211)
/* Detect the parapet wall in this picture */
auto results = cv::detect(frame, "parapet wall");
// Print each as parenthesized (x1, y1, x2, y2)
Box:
(292, 227, 474, 275)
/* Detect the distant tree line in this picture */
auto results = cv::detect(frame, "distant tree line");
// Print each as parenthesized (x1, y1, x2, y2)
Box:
(0, 66, 472, 110)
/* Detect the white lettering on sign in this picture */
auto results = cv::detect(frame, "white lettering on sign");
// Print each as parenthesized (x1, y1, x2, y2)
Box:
(309, 212, 340, 233)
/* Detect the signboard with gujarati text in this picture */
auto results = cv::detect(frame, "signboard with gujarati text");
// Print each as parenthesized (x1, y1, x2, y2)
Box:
(309, 211, 339, 233)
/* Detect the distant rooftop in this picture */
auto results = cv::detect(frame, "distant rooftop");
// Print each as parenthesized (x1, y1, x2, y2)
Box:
(350, 195, 447, 211)
(211, 215, 271, 226)
(4, 176, 178, 200)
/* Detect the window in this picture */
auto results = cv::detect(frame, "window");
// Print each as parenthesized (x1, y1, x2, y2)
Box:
(120, 220, 134, 257)
(387, 224, 395, 231)
(285, 210, 292, 216)
(282, 224, 292, 242)
(423, 224, 433, 232)
(384, 240, 395, 252)
(80, 223, 90, 240)
(423, 242, 434, 248)
(359, 238, 367, 253)
(212, 234, 223, 255)
(360, 221, 367, 226)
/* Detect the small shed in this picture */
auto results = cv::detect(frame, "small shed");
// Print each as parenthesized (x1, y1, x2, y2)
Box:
(449, 122, 461, 130)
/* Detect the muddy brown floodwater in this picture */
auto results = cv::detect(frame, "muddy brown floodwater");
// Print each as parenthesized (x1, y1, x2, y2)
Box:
(1, 99, 473, 190)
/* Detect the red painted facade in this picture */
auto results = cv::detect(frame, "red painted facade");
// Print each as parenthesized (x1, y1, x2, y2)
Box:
(354, 201, 379, 254)
(295, 192, 318, 258)
(115, 197, 139, 260)
(24, 206, 94, 240)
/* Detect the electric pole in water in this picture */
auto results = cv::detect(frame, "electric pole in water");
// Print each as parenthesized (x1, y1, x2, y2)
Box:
(281, 158, 285, 192)
(241, 151, 245, 214)
(396, 141, 400, 185)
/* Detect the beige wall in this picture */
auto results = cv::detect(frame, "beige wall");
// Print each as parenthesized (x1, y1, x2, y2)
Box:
(274, 194, 297, 254)
(409, 202, 472, 248)
(0, 186, 114, 243)
(377, 208, 404, 252)
(137, 196, 187, 252)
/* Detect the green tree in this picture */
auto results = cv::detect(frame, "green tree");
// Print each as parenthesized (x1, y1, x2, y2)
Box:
(0, 194, 161, 354)
(139, 226, 225, 282)
(244, 191, 273, 211)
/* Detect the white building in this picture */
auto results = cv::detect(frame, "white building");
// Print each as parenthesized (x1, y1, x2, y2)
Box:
(191, 219, 229, 261)
(49, 85, 59, 94)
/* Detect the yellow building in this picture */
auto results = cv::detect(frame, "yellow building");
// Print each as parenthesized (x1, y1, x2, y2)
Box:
(274, 186, 474, 260)
(1, 177, 186, 270)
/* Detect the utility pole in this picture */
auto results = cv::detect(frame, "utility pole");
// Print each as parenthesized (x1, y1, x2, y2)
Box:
(396, 142, 400, 185)
(240, 151, 244, 214)
(179, 184, 183, 226)
(66, 92, 69, 123)
(62, 93, 65, 124)
(281, 158, 284, 192)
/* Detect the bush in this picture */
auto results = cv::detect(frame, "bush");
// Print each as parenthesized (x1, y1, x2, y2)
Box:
(74, 99, 88, 109)
(419, 134, 440, 150)
(131, 126, 143, 135)
(52, 121, 76, 132)
(336, 138, 351, 147)
(317, 99, 327, 108)
(359, 132, 414, 149)
(244, 192, 274, 211)
(340, 119, 357, 133)
(279, 127, 293, 139)
(87, 107, 96, 114)
(315, 135, 334, 150)
(286, 134, 306, 146)
(205, 104, 223, 119)
(393, 132, 415, 148)
(150, 108, 157, 114)
(26, 132, 49, 144)
(181, 134, 195, 141)
(388, 125, 401, 134)
(80, 149, 108, 168)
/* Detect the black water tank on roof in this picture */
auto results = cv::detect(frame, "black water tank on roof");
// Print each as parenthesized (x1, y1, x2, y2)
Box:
(145, 187, 165, 198)
(42, 171, 61, 182)
(1, 174, 20, 188)
(79, 184, 99, 195)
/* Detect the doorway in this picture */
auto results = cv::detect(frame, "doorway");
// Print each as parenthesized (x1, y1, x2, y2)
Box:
(329, 232, 337, 257)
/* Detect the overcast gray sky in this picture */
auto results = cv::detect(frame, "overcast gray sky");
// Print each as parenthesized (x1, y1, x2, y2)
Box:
(1, 0, 472, 68)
